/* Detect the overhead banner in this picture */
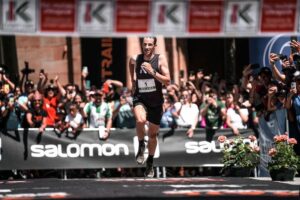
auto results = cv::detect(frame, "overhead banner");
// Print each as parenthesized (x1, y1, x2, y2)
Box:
(261, 0, 297, 32)
(224, 0, 260, 33)
(152, 0, 187, 33)
(115, 0, 150, 32)
(40, 0, 75, 32)
(77, 0, 114, 34)
(0, 128, 255, 170)
(188, 0, 223, 33)
(2, 0, 37, 32)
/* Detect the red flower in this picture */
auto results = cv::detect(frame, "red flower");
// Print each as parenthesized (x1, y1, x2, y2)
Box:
(268, 148, 277, 157)
(280, 134, 288, 141)
(252, 146, 260, 153)
(288, 138, 297, 145)
(248, 135, 257, 142)
(218, 135, 227, 143)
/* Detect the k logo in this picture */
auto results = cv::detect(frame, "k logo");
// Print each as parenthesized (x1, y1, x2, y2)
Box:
(7, 0, 31, 22)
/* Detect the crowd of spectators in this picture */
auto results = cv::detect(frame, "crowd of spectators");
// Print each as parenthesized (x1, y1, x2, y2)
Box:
(1, 39, 300, 179)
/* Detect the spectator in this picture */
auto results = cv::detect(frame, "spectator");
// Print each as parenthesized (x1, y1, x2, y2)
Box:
(112, 90, 135, 129)
(83, 89, 112, 140)
(200, 89, 226, 141)
(225, 91, 249, 135)
(173, 89, 199, 138)
(64, 103, 85, 137)
(160, 94, 176, 128)
(42, 84, 60, 127)
(24, 91, 47, 135)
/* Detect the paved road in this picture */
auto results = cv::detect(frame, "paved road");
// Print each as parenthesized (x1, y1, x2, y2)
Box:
(0, 177, 299, 199)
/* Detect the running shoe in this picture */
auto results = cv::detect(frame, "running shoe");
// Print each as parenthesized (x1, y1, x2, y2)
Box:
(144, 163, 154, 178)
(136, 143, 146, 165)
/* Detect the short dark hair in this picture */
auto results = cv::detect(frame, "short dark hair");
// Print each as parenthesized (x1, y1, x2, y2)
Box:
(143, 36, 157, 45)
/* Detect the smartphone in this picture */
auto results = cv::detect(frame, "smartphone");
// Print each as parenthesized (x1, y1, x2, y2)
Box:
(40, 69, 44, 74)
(291, 36, 298, 54)
(291, 82, 296, 89)
(82, 66, 88, 74)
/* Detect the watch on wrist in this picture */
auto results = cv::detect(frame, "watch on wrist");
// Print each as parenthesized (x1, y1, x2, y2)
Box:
(152, 69, 157, 76)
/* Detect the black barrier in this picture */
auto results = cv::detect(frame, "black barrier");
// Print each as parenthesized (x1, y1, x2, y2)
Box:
(0, 128, 255, 170)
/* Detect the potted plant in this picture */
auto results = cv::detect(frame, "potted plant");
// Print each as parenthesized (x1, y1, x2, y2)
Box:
(218, 135, 260, 177)
(267, 133, 300, 181)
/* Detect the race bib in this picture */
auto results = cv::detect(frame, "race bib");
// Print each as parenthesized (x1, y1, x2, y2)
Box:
(138, 79, 156, 93)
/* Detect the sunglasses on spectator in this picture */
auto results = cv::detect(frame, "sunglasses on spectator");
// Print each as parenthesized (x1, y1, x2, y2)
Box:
(33, 99, 42, 103)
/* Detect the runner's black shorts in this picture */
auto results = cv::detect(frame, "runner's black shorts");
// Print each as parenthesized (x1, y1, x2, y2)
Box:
(133, 96, 163, 125)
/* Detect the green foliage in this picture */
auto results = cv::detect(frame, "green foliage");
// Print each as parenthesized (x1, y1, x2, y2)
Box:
(218, 135, 260, 172)
(267, 134, 300, 171)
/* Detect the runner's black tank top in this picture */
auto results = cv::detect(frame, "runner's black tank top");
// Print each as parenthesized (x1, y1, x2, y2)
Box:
(134, 54, 163, 107)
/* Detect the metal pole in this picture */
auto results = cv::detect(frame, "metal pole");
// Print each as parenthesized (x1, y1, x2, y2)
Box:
(162, 167, 166, 178)
(156, 167, 160, 178)
(62, 169, 67, 180)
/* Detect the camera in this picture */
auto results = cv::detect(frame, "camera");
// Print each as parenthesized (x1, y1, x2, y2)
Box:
(293, 53, 300, 69)
(275, 89, 287, 97)
(277, 54, 288, 60)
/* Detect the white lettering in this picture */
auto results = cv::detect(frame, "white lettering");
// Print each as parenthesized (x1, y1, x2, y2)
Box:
(31, 143, 130, 158)
(185, 141, 222, 154)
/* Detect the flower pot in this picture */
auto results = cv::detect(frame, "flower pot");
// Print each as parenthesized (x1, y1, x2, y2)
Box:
(223, 167, 253, 177)
(269, 168, 296, 181)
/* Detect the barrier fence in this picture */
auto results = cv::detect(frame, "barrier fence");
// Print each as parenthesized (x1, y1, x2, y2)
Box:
(0, 128, 255, 170)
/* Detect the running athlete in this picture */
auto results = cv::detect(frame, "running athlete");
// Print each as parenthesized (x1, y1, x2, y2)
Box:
(129, 37, 171, 178)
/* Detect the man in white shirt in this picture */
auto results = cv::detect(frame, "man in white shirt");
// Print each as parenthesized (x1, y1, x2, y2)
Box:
(83, 90, 112, 140)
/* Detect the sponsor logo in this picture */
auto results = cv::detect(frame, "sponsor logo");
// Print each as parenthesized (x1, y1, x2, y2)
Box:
(6, 0, 32, 22)
(185, 139, 257, 154)
(31, 143, 129, 158)
(185, 141, 222, 154)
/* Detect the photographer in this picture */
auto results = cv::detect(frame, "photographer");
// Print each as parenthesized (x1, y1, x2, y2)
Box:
(269, 53, 295, 86)
(225, 91, 249, 135)
(200, 89, 226, 141)
(173, 89, 199, 138)
(0, 66, 15, 93)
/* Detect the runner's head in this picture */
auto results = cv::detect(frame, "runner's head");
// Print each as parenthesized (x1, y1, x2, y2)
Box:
(142, 37, 157, 57)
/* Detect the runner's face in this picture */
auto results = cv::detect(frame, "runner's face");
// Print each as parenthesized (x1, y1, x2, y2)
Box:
(142, 38, 155, 56)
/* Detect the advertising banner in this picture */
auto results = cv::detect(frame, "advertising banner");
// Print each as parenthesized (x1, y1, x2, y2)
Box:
(152, 0, 187, 34)
(188, 0, 223, 33)
(115, 0, 150, 32)
(261, 0, 297, 32)
(77, 0, 114, 34)
(40, 0, 75, 32)
(0, 128, 255, 170)
(2, 0, 37, 32)
(249, 35, 296, 69)
(224, 0, 260, 33)
(80, 37, 127, 87)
